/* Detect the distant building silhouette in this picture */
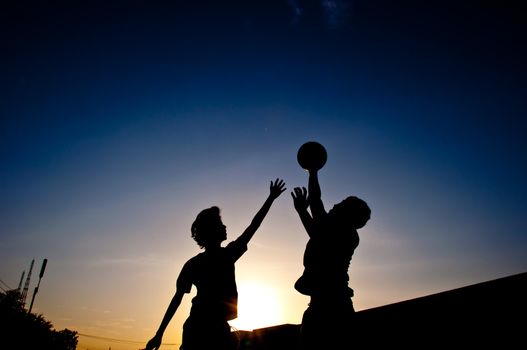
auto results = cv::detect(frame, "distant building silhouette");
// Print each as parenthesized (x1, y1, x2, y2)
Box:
(237, 324, 299, 350)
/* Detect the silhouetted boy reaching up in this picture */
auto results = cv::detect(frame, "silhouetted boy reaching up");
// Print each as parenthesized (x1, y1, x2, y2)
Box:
(291, 170, 370, 350)
(145, 179, 286, 350)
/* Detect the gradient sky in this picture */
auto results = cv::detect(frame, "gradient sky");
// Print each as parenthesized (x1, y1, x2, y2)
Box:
(1, 1, 526, 349)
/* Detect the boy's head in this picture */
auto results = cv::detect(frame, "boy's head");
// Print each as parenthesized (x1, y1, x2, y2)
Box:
(191, 206, 227, 248)
(329, 196, 371, 229)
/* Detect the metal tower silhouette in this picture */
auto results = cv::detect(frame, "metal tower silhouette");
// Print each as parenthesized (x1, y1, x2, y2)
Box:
(21, 259, 34, 306)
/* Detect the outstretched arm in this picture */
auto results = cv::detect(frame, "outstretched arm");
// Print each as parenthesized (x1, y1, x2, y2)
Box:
(308, 170, 326, 219)
(144, 289, 185, 350)
(237, 179, 286, 246)
(291, 186, 315, 237)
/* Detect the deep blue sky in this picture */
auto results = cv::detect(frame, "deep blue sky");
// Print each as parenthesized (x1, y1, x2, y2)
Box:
(2, 1, 526, 183)
(1, 0, 526, 346)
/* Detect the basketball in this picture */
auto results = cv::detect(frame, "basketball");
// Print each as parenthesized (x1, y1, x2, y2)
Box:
(297, 141, 327, 171)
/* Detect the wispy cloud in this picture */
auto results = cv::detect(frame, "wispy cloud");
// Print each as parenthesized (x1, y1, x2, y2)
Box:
(287, 0, 303, 25)
(85, 254, 171, 268)
(286, 0, 352, 28)
(321, 0, 352, 28)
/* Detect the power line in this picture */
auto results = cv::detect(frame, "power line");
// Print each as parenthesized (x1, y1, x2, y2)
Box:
(77, 333, 179, 346)
(0, 278, 12, 290)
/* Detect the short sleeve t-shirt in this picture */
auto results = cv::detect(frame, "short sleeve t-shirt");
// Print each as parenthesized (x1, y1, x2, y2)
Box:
(295, 215, 359, 297)
(177, 239, 247, 320)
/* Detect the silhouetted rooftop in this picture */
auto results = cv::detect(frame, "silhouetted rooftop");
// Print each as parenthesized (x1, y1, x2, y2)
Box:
(238, 272, 527, 349)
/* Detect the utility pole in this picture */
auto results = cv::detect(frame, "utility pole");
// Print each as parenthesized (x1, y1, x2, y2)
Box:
(21, 259, 34, 307)
(17, 270, 25, 292)
(28, 258, 47, 314)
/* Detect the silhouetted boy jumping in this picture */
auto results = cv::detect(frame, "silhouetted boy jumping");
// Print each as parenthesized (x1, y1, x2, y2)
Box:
(145, 179, 286, 350)
(291, 170, 370, 350)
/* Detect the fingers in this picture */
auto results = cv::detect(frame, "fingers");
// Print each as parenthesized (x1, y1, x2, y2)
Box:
(291, 187, 306, 196)
(291, 187, 298, 198)
(291, 187, 308, 202)
(271, 178, 286, 192)
(273, 178, 285, 187)
(291, 190, 299, 200)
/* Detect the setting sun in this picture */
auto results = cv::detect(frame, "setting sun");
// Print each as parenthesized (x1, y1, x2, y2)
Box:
(229, 282, 283, 331)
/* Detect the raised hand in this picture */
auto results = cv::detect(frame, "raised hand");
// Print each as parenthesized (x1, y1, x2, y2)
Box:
(143, 333, 162, 350)
(270, 178, 286, 199)
(291, 186, 308, 212)
(238, 178, 287, 245)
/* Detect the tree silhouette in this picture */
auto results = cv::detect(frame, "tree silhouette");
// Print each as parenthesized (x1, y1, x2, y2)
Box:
(0, 290, 78, 350)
